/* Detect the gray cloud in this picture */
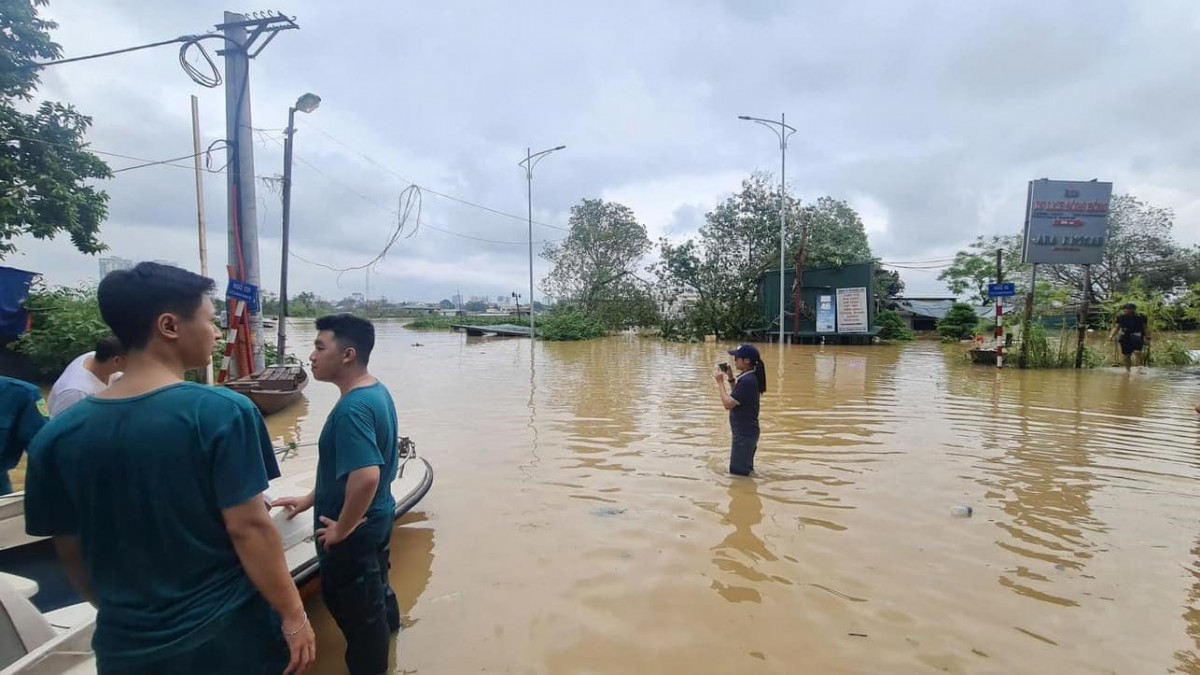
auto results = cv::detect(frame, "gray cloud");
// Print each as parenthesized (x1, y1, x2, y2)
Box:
(10, 0, 1200, 301)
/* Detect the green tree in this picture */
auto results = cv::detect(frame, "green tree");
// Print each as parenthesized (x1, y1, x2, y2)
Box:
(937, 303, 980, 342)
(462, 300, 488, 312)
(656, 173, 875, 339)
(0, 0, 111, 256)
(15, 282, 110, 376)
(797, 196, 873, 268)
(288, 291, 334, 317)
(875, 268, 905, 309)
(437, 298, 454, 310)
(1042, 194, 1200, 301)
(938, 235, 1027, 303)
(542, 198, 656, 329)
(876, 309, 914, 341)
(938, 195, 1199, 304)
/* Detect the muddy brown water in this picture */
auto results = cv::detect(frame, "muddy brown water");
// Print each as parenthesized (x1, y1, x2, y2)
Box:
(23, 322, 1200, 673)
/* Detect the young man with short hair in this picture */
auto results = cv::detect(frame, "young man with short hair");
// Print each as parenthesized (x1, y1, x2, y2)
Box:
(48, 335, 126, 417)
(274, 313, 400, 675)
(24, 262, 315, 674)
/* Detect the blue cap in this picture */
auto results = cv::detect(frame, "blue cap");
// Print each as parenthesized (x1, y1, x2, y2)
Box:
(727, 344, 760, 361)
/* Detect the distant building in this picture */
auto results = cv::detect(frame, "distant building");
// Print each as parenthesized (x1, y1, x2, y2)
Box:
(98, 256, 135, 280)
(497, 295, 507, 304)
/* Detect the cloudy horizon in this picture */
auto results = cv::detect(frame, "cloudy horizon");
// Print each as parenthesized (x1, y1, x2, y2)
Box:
(9, 0, 1200, 303)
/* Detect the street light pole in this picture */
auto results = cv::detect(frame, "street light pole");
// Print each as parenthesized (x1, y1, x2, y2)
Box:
(518, 145, 565, 339)
(278, 93, 320, 363)
(739, 113, 796, 345)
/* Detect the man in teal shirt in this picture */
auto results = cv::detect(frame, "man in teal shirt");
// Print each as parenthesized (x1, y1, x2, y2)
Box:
(274, 313, 399, 675)
(0, 376, 47, 495)
(24, 262, 315, 674)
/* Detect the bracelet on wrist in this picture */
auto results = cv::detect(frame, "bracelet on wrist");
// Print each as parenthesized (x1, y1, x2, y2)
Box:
(283, 613, 309, 637)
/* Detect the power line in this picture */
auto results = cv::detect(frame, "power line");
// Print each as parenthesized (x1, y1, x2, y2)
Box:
(6, 131, 280, 175)
(32, 36, 188, 67)
(258, 130, 565, 246)
(110, 151, 210, 174)
(31, 32, 238, 89)
(290, 185, 422, 279)
(303, 122, 571, 232)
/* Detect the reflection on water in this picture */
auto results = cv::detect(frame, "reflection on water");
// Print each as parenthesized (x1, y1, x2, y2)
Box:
(261, 322, 1200, 674)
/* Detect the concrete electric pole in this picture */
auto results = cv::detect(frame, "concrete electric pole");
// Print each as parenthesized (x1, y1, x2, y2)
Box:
(217, 11, 298, 376)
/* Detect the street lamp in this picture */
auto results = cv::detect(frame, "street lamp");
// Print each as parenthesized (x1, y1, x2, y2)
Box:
(278, 92, 321, 362)
(518, 145, 565, 339)
(738, 113, 796, 345)
(512, 291, 521, 318)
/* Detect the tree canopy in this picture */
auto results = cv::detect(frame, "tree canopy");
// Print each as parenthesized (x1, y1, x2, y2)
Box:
(0, 0, 111, 257)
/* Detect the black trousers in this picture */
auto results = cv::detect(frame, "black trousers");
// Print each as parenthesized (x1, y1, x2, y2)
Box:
(320, 521, 401, 675)
(730, 430, 760, 476)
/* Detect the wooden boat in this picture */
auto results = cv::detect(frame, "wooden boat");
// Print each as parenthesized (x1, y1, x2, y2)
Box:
(222, 365, 308, 415)
(0, 441, 433, 673)
(968, 347, 999, 365)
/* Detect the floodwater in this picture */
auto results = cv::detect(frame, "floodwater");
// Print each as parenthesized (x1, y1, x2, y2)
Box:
(173, 323, 1200, 672)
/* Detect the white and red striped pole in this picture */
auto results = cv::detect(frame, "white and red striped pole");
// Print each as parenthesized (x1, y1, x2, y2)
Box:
(217, 299, 246, 383)
(995, 248, 1004, 369)
(995, 296, 1004, 369)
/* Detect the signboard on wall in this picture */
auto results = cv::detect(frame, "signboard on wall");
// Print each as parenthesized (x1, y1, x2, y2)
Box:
(1021, 179, 1113, 265)
(816, 295, 836, 332)
(835, 287, 868, 333)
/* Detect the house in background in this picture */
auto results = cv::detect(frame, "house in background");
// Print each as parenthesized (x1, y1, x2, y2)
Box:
(891, 297, 959, 332)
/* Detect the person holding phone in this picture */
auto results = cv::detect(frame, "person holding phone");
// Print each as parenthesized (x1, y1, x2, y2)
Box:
(714, 344, 767, 476)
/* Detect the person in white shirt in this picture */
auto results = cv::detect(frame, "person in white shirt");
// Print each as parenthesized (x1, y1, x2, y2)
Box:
(48, 336, 126, 418)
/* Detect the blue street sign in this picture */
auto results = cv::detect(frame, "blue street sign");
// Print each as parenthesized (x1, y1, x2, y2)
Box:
(227, 280, 260, 312)
(988, 282, 1017, 298)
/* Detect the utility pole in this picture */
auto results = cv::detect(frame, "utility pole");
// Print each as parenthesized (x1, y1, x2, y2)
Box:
(738, 114, 797, 345)
(217, 11, 298, 376)
(1019, 264, 1037, 368)
(191, 95, 212, 385)
(519, 145, 566, 340)
(1075, 265, 1091, 368)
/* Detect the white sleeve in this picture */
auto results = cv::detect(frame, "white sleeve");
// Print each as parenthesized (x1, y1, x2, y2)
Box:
(49, 389, 88, 418)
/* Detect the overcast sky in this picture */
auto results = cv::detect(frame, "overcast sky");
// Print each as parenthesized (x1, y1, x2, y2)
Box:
(10, 0, 1200, 302)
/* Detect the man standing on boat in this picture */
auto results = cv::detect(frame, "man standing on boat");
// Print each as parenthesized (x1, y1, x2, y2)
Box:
(24, 262, 315, 674)
(274, 313, 401, 675)
(47, 335, 126, 417)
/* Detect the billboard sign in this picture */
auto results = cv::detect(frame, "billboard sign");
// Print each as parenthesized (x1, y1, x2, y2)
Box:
(835, 287, 869, 333)
(1021, 179, 1113, 265)
(816, 295, 836, 332)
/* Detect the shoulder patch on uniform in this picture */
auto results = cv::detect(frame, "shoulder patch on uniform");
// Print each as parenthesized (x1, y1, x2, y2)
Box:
(35, 398, 49, 418)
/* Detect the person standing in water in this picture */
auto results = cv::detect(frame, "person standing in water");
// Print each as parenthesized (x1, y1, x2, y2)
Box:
(273, 313, 400, 675)
(1108, 302, 1150, 371)
(714, 344, 767, 476)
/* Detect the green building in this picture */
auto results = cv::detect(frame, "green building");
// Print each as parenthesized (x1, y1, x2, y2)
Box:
(754, 261, 880, 344)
